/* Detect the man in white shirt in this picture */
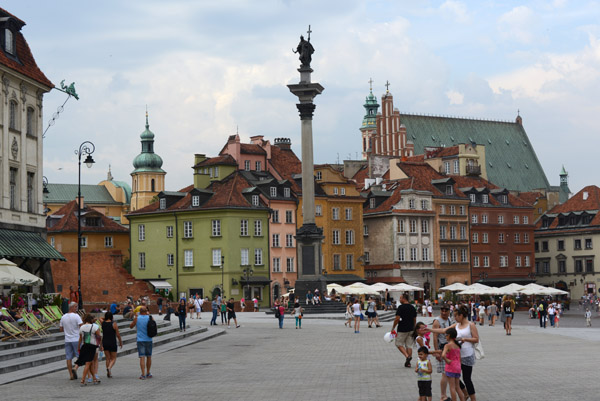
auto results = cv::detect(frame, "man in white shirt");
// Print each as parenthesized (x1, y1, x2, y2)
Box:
(194, 296, 203, 319)
(59, 302, 83, 380)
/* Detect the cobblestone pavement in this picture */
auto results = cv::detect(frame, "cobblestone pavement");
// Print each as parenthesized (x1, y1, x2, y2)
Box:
(2, 311, 599, 401)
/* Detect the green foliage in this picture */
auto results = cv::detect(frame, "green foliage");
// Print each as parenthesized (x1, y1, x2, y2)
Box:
(122, 257, 131, 274)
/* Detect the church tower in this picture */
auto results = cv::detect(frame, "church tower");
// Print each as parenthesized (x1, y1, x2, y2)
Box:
(130, 112, 166, 211)
(360, 79, 379, 160)
(559, 165, 571, 203)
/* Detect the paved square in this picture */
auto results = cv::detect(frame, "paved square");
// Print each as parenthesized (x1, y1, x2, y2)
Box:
(2, 311, 598, 400)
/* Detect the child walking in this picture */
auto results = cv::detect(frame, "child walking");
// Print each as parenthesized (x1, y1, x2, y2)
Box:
(415, 346, 433, 401)
(442, 328, 466, 401)
(585, 308, 592, 327)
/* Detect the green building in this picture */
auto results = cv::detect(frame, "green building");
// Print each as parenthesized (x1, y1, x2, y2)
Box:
(127, 170, 271, 306)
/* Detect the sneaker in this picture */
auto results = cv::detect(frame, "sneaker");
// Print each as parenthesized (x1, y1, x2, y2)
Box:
(228, 326, 231, 329)
(236, 325, 240, 328)
(404, 357, 411, 368)
(146, 374, 153, 379)
(139, 375, 146, 380)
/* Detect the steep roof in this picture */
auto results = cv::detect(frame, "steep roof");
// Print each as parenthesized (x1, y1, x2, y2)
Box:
(240, 143, 266, 155)
(548, 185, 600, 215)
(0, 8, 53, 88)
(516, 191, 545, 206)
(193, 154, 237, 168)
(44, 184, 121, 205)
(398, 114, 549, 192)
(47, 200, 129, 233)
(537, 186, 600, 230)
(269, 145, 302, 192)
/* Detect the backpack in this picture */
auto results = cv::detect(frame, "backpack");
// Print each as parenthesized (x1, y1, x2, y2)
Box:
(147, 315, 157, 338)
(275, 307, 281, 318)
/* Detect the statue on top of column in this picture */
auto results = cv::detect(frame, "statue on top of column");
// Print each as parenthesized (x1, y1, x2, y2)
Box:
(293, 26, 314, 69)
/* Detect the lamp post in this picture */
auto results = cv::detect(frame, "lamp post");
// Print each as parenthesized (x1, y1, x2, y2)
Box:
(220, 255, 225, 299)
(75, 141, 95, 310)
(242, 268, 253, 300)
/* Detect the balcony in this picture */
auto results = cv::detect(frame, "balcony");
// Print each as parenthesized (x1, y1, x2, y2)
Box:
(466, 164, 481, 176)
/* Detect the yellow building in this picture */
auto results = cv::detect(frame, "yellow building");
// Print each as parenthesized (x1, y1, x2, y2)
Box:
(296, 165, 365, 283)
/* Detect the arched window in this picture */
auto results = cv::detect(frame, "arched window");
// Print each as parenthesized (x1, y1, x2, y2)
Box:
(9, 100, 18, 130)
(26, 107, 36, 136)
(133, 178, 137, 192)
(151, 179, 155, 192)
(273, 284, 280, 302)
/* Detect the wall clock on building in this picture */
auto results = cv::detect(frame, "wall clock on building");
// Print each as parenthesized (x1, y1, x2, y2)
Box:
(11, 137, 18, 159)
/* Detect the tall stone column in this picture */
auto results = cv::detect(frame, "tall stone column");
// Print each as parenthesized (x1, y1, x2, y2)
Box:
(288, 36, 326, 301)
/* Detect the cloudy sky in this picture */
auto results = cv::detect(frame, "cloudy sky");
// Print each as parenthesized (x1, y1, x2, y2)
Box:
(5, 0, 600, 193)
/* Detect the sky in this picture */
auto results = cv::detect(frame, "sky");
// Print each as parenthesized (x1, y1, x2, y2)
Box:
(4, 0, 600, 194)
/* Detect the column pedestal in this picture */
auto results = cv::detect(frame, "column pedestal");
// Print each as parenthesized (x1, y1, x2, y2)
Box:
(294, 223, 326, 302)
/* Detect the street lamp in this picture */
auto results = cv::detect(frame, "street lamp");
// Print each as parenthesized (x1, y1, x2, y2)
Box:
(75, 141, 95, 310)
(242, 268, 253, 300)
(220, 255, 225, 299)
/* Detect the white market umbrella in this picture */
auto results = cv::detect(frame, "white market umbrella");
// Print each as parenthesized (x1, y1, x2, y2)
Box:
(327, 283, 344, 293)
(341, 282, 379, 295)
(438, 283, 468, 292)
(496, 283, 526, 295)
(391, 283, 424, 292)
(369, 282, 396, 292)
(0, 258, 44, 286)
(519, 283, 551, 295)
(457, 283, 492, 295)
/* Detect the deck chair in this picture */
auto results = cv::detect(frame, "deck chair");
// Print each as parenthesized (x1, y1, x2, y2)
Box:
(42, 306, 60, 321)
(0, 309, 15, 321)
(39, 308, 59, 325)
(49, 305, 64, 319)
(21, 313, 50, 337)
(0, 321, 30, 341)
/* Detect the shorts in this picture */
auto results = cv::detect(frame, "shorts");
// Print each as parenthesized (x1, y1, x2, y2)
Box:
(394, 331, 415, 349)
(137, 341, 153, 357)
(445, 371, 461, 378)
(418, 381, 432, 397)
(436, 343, 447, 373)
(65, 341, 79, 360)
(505, 313, 513, 319)
(228, 311, 236, 320)
(367, 311, 377, 318)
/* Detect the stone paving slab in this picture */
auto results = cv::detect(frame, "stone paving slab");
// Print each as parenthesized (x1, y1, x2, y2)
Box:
(1, 312, 598, 400)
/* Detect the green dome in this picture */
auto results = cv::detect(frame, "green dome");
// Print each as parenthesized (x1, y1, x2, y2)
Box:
(362, 90, 379, 128)
(132, 113, 166, 174)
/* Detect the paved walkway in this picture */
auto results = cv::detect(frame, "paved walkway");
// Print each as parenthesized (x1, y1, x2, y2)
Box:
(2, 311, 599, 400)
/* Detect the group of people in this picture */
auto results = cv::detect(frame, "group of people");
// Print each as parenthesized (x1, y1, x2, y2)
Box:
(344, 296, 382, 333)
(59, 302, 152, 385)
(172, 295, 241, 331)
(274, 297, 304, 329)
(391, 295, 480, 401)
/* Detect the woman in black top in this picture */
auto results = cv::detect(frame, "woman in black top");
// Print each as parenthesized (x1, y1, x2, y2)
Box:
(101, 312, 122, 378)
(503, 298, 514, 336)
(176, 299, 187, 331)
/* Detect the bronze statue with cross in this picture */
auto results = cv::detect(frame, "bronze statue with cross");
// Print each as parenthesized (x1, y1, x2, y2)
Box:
(293, 25, 315, 69)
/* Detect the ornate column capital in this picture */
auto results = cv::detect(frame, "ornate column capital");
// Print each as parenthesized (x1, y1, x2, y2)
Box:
(296, 103, 316, 120)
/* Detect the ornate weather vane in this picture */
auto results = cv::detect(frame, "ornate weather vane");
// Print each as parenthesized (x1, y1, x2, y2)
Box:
(43, 80, 80, 138)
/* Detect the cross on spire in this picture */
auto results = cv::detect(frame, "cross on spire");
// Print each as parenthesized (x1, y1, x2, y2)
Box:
(307, 25, 312, 41)
(368, 78, 373, 91)
(385, 80, 390, 92)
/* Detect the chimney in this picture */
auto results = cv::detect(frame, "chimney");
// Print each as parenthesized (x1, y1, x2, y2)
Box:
(274, 138, 291, 150)
(250, 135, 264, 145)
(583, 191, 589, 200)
(76, 196, 84, 209)
(194, 153, 207, 166)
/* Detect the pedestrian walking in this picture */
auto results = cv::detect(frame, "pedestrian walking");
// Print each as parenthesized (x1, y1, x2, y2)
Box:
(487, 302, 497, 326)
(367, 297, 377, 328)
(427, 304, 433, 317)
(227, 298, 240, 328)
(391, 293, 417, 367)
(194, 295, 203, 319)
(129, 306, 153, 380)
(538, 299, 548, 328)
(59, 302, 82, 380)
(101, 312, 123, 378)
(585, 308, 592, 326)
(415, 346, 433, 401)
(503, 298, 514, 335)
(187, 297, 195, 319)
(352, 298, 362, 333)
(221, 300, 227, 325)
(252, 297, 259, 312)
(548, 304, 556, 328)
(441, 328, 464, 401)
(210, 297, 218, 325)
(344, 301, 353, 328)
(176, 299, 186, 332)
(76, 314, 102, 386)
(432, 305, 453, 401)
(276, 301, 285, 329)
(156, 296, 163, 316)
(240, 297, 246, 311)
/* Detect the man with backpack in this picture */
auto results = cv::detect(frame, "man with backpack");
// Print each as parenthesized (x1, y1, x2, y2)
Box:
(130, 306, 156, 379)
(539, 299, 548, 328)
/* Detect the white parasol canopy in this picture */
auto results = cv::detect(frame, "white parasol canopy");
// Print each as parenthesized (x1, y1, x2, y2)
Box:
(519, 284, 569, 296)
(341, 282, 379, 295)
(391, 283, 425, 292)
(438, 282, 468, 292)
(457, 283, 492, 295)
(326, 283, 345, 293)
(369, 282, 396, 292)
(495, 283, 526, 295)
(0, 258, 44, 286)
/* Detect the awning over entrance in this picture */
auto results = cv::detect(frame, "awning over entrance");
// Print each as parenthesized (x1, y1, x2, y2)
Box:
(0, 229, 65, 261)
(148, 280, 173, 290)
(240, 276, 271, 285)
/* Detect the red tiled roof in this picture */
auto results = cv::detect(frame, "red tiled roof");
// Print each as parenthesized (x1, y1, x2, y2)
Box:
(240, 143, 266, 155)
(450, 175, 531, 207)
(0, 9, 53, 88)
(352, 165, 369, 188)
(269, 146, 302, 192)
(548, 186, 600, 214)
(193, 154, 237, 168)
(48, 200, 128, 233)
(517, 191, 544, 206)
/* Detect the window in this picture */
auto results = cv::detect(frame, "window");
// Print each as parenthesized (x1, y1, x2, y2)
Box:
(138, 225, 145, 241)
(286, 257, 294, 272)
(471, 214, 478, 224)
(369, 198, 376, 209)
(543, 261, 550, 273)
(498, 215, 504, 224)
(481, 214, 488, 224)
(184, 250, 193, 267)
(363, 224, 369, 236)
(473, 256, 480, 267)
(9, 168, 17, 210)
(167, 254, 174, 266)
(498, 233, 505, 243)
(574, 239, 582, 250)
(160, 198, 166, 209)
(79, 236, 88, 248)
(244, 160, 250, 171)
(516, 256, 522, 267)
(441, 249, 448, 263)
(483, 256, 489, 267)
(24, 172, 35, 213)
(500, 195, 508, 204)
(453, 160, 459, 174)
(272, 210, 279, 223)
(240, 220, 248, 236)
(482, 233, 488, 243)
(341, 187, 346, 196)
(270, 187, 277, 197)
(332, 208, 340, 220)
(104, 236, 113, 248)
(255, 161, 262, 171)
(444, 162, 450, 174)
(421, 220, 429, 234)
(209, 168, 213, 178)
(523, 216, 529, 224)
(192, 195, 200, 207)
(346, 254, 354, 270)
(332, 230, 340, 245)
(513, 215, 519, 224)
(398, 248, 406, 261)
(575, 260, 583, 273)
(409, 199, 415, 209)
(345, 208, 353, 220)
(364, 252, 370, 262)
(500, 255, 508, 267)
(316, 171, 322, 180)
(525, 256, 530, 267)
(252, 195, 260, 206)
(241, 249, 249, 266)
(183, 221, 193, 238)
(482, 194, 489, 204)
(410, 248, 418, 261)
(449, 205, 456, 215)
(333, 254, 341, 270)
(50, 237, 55, 248)
(450, 225, 457, 239)
(410, 220, 417, 233)
(542, 241, 548, 251)
(139, 252, 146, 269)
(345, 229, 355, 245)
(5, 28, 14, 54)
(166, 226, 173, 238)
(523, 233, 529, 243)
(333, 187, 338, 195)
(586, 260, 594, 273)
(272, 234, 280, 247)
(514, 233, 520, 243)
(273, 257, 281, 272)
(459, 205, 466, 215)
(439, 225, 447, 240)
(316, 205, 322, 216)
(254, 248, 263, 265)
(469, 194, 476, 203)
(286, 234, 294, 247)
(254, 220, 262, 236)
(212, 220, 221, 236)
(9, 100, 18, 130)
(284, 188, 291, 198)
(285, 210, 293, 223)
(450, 249, 457, 263)
(472, 233, 479, 243)
(585, 238, 593, 249)
(212, 249, 222, 266)
(460, 225, 466, 240)
(421, 200, 428, 210)
(440, 205, 446, 214)
(446, 185, 454, 195)
(398, 219, 405, 233)
(214, 167, 219, 177)
(461, 248, 467, 263)
(535, 262, 540, 274)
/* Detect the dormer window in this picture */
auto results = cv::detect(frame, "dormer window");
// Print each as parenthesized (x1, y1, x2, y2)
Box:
(500, 194, 508, 204)
(192, 195, 200, 207)
(469, 194, 476, 203)
(270, 187, 277, 197)
(5, 29, 14, 54)
(446, 185, 453, 195)
(408, 199, 415, 209)
(482, 194, 489, 204)
(284, 188, 290, 198)
(252, 195, 259, 206)
(370, 198, 376, 209)
(159, 198, 166, 209)
(316, 171, 322, 180)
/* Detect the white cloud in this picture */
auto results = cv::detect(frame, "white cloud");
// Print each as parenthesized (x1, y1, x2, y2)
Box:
(498, 6, 536, 44)
(446, 90, 464, 105)
(440, 1, 470, 23)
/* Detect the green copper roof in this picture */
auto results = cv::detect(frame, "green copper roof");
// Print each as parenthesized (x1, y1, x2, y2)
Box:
(111, 180, 132, 203)
(44, 184, 121, 205)
(0, 229, 65, 261)
(560, 165, 567, 176)
(362, 91, 379, 128)
(398, 114, 550, 192)
(132, 113, 165, 174)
